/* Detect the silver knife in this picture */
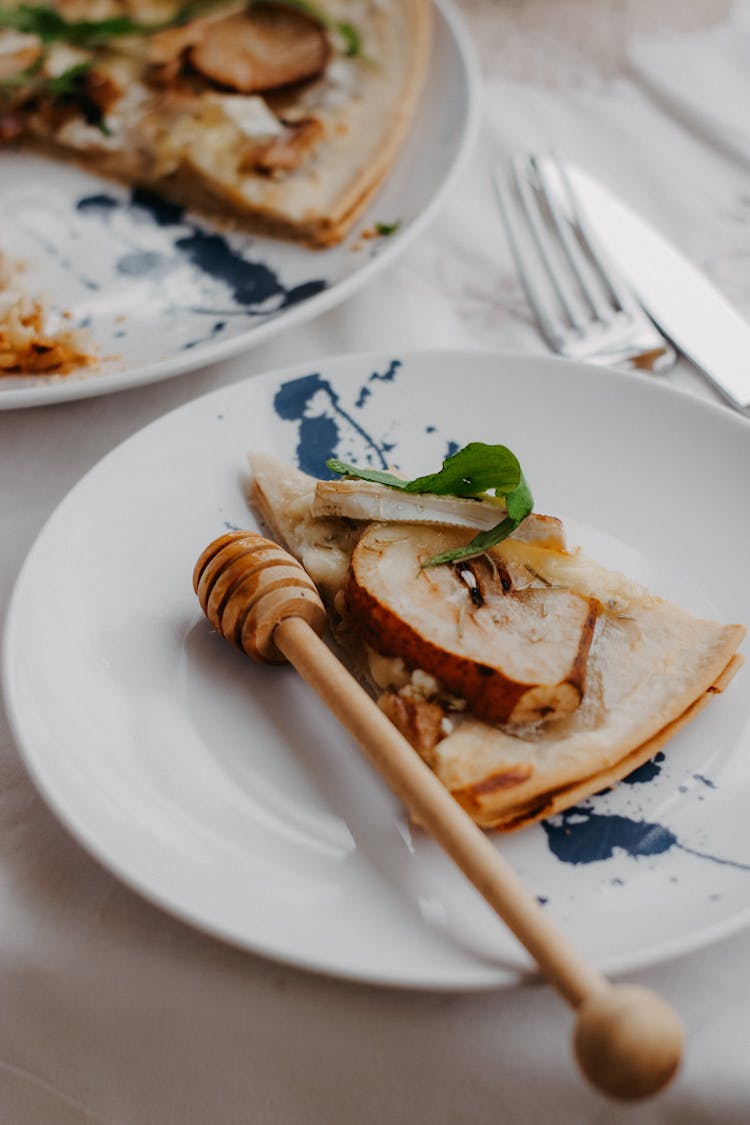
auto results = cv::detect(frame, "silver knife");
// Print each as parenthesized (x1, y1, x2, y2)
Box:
(563, 165, 750, 414)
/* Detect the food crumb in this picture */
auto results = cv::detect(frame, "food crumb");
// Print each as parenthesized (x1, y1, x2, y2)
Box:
(0, 251, 97, 376)
(352, 220, 402, 250)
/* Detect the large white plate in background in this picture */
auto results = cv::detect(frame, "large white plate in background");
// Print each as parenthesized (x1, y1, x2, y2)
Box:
(0, 1, 478, 408)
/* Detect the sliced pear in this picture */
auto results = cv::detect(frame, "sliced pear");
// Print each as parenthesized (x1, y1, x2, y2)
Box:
(344, 525, 598, 725)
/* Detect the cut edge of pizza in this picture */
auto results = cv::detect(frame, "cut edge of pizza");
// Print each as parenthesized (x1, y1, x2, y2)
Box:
(247, 450, 745, 832)
(0, 1, 432, 246)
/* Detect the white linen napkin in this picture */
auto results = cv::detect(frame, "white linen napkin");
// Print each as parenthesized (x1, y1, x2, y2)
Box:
(3, 7, 750, 1125)
(628, 2, 750, 167)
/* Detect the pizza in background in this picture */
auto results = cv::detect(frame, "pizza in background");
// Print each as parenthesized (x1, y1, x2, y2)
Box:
(0, 1, 432, 245)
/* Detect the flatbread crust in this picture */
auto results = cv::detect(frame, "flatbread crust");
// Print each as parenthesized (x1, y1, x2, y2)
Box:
(248, 452, 745, 831)
(1, 1, 432, 245)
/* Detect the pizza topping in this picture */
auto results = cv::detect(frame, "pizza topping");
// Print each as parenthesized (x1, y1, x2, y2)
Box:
(344, 524, 599, 726)
(241, 113, 323, 173)
(0, 108, 25, 140)
(43, 41, 90, 77)
(212, 92, 283, 137)
(36, 61, 120, 135)
(146, 8, 234, 67)
(189, 5, 330, 94)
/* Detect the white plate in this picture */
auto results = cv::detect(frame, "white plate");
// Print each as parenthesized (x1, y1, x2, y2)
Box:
(4, 349, 750, 989)
(0, 2, 478, 411)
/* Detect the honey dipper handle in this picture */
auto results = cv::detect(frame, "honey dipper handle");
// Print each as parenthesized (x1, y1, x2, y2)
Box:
(274, 616, 684, 1100)
(274, 615, 603, 1005)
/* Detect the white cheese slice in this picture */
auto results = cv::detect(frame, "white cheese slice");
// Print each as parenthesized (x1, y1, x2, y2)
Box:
(44, 44, 92, 78)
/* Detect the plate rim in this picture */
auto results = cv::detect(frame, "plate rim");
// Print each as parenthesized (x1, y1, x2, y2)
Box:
(3, 346, 750, 991)
(0, 0, 481, 412)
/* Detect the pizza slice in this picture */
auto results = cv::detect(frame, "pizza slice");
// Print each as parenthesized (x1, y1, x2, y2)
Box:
(0, 0, 431, 245)
(248, 449, 745, 832)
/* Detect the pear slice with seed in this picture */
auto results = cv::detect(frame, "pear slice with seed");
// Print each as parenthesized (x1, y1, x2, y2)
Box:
(344, 524, 598, 725)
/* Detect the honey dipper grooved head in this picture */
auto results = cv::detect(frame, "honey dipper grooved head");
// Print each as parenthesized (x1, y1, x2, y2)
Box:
(193, 531, 326, 663)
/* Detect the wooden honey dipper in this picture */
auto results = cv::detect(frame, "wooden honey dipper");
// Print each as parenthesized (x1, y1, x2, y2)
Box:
(194, 530, 684, 1101)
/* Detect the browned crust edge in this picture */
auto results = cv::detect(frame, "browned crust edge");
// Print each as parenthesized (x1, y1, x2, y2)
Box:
(453, 653, 744, 833)
(317, 0, 434, 241)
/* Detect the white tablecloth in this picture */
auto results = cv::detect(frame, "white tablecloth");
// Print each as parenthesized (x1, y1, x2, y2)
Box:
(2, 2, 749, 1121)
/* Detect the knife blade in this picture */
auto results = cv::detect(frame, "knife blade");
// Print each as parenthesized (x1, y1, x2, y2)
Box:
(560, 164, 750, 413)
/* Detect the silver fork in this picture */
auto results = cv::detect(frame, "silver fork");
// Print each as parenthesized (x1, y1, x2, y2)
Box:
(495, 153, 676, 371)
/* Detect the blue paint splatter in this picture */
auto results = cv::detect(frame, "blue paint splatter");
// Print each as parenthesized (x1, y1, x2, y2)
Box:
(274, 370, 397, 477)
(116, 250, 170, 278)
(369, 358, 401, 385)
(175, 230, 283, 305)
(181, 320, 227, 351)
(356, 360, 403, 407)
(543, 807, 750, 871)
(130, 187, 185, 227)
(693, 774, 717, 789)
(282, 279, 327, 308)
(76, 193, 119, 214)
(622, 752, 665, 785)
(543, 809, 676, 864)
(74, 188, 327, 316)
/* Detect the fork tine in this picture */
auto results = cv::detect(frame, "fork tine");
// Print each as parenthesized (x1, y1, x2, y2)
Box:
(538, 155, 643, 318)
(495, 153, 676, 372)
(529, 154, 614, 324)
(493, 169, 568, 351)
(511, 155, 586, 331)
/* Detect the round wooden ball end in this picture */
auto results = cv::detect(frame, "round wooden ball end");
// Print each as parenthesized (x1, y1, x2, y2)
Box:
(574, 984, 683, 1100)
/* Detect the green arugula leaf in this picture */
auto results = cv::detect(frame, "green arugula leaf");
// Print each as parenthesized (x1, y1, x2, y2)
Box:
(335, 21, 361, 57)
(0, 1, 363, 56)
(325, 460, 409, 490)
(0, 5, 156, 45)
(375, 220, 401, 237)
(326, 442, 535, 567)
(0, 1, 235, 46)
(421, 516, 519, 569)
(44, 60, 93, 96)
